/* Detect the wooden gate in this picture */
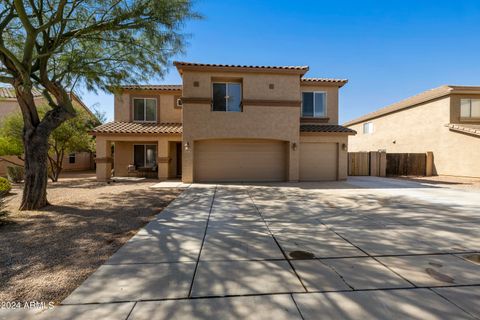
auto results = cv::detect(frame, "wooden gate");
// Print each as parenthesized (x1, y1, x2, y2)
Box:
(386, 153, 426, 176)
(348, 152, 370, 176)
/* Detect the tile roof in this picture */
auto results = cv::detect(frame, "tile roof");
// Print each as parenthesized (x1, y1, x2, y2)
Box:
(116, 85, 182, 91)
(343, 85, 480, 126)
(301, 78, 348, 87)
(445, 123, 480, 137)
(174, 61, 309, 74)
(91, 122, 182, 135)
(0, 87, 42, 99)
(300, 124, 357, 134)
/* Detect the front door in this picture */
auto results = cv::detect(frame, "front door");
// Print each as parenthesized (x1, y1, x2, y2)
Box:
(176, 142, 182, 177)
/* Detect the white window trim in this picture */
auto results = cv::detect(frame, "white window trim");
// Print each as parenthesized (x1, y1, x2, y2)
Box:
(301, 91, 327, 118)
(212, 82, 243, 112)
(363, 122, 374, 134)
(133, 144, 157, 167)
(132, 98, 157, 123)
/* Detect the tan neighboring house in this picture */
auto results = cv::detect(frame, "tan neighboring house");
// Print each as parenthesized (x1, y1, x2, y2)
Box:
(92, 61, 355, 183)
(344, 85, 480, 178)
(0, 87, 97, 177)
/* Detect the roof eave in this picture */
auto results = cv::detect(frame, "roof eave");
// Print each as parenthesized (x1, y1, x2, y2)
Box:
(174, 62, 309, 76)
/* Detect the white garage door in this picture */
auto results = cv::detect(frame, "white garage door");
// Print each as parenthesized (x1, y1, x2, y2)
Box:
(195, 139, 287, 182)
(300, 142, 338, 181)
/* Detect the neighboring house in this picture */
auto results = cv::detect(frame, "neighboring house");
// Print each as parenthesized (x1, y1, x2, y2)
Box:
(0, 87, 97, 176)
(92, 61, 355, 183)
(344, 85, 480, 178)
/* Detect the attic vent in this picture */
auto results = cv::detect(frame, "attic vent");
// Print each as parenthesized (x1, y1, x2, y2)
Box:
(269, 83, 274, 89)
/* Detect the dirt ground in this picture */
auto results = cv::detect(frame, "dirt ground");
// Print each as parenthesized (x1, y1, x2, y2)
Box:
(0, 176, 181, 304)
(394, 175, 480, 190)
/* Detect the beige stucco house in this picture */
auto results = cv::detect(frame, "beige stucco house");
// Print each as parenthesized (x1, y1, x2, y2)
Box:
(92, 62, 355, 183)
(0, 87, 97, 176)
(344, 85, 480, 178)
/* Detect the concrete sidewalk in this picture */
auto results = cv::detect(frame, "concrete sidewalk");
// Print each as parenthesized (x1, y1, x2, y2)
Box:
(4, 178, 479, 319)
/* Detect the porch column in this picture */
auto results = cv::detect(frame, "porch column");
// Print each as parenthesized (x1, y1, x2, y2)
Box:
(157, 139, 169, 180)
(95, 136, 112, 182)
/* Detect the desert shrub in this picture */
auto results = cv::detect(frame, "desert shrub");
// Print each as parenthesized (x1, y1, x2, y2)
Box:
(7, 166, 24, 183)
(0, 177, 11, 196)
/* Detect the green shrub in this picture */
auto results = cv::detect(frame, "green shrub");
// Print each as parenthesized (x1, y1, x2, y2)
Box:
(0, 195, 7, 223)
(0, 177, 11, 196)
(7, 165, 24, 183)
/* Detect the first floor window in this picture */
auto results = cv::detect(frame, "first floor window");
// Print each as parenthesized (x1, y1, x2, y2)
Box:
(460, 99, 480, 118)
(363, 122, 374, 134)
(302, 92, 326, 117)
(134, 145, 157, 168)
(133, 98, 157, 122)
(68, 153, 76, 164)
(212, 82, 242, 112)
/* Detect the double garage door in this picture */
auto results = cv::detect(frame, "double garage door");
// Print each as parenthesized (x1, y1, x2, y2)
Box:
(195, 139, 287, 182)
(194, 139, 338, 182)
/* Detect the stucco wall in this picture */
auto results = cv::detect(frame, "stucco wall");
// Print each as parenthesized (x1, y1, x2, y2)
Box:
(347, 96, 480, 177)
(61, 152, 94, 171)
(181, 71, 302, 183)
(300, 85, 340, 124)
(182, 71, 301, 100)
(114, 90, 182, 123)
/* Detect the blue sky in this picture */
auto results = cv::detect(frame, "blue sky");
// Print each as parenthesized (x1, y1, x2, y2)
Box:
(80, 0, 480, 124)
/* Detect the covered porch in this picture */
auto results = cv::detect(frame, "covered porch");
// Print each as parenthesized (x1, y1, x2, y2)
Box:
(92, 122, 183, 182)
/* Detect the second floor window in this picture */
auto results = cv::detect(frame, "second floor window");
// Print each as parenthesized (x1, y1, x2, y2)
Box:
(133, 98, 157, 122)
(212, 82, 242, 112)
(363, 122, 374, 134)
(302, 92, 326, 117)
(461, 99, 480, 119)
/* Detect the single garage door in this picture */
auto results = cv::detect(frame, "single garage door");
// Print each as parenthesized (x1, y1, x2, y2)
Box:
(300, 142, 338, 181)
(195, 139, 287, 182)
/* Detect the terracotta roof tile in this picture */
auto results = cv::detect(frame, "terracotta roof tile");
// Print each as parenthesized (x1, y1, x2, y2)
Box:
(301, 78, 348, 86)
(0, 87, 42, 99)
(174, 61, 309, 74)
(446, 123, 480, 137)
(116, 85, 182, 91)
(343, 85, 480, 126)
(92, 122, 182, 134)
(300, 124, 356, 134)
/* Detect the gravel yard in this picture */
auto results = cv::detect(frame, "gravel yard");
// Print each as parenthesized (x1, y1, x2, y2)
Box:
(0, 176, 181, 304)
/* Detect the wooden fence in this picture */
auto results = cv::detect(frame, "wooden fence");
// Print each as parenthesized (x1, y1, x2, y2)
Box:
(348, 151, 432, 177)
(386, 153, 426, 176)
(348, 152, 370, 176)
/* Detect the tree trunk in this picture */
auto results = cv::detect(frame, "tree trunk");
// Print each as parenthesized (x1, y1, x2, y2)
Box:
(20, 134, 50, 210)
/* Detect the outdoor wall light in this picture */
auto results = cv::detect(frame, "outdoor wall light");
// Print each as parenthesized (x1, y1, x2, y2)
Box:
(342, 143, 347, 151)
(184, 142, 190, 151)
(292, 142, 297, 151)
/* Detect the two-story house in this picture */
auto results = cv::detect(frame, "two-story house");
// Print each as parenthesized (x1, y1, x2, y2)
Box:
(344, 85, 480, 178)
(92, 62, 355, 183)
(0, 87, 98, 177)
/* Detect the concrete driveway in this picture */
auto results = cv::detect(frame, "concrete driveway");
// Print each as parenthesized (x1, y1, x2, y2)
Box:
(13, 177, 480, 319)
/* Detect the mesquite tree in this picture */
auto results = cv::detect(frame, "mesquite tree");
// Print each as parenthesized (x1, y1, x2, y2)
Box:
(0, 0, 195, 210)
